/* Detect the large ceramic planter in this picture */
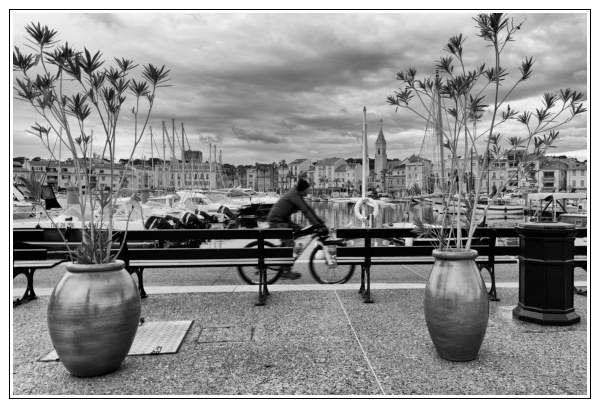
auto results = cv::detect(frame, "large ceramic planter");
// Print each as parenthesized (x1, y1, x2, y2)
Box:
(47, 260, 141, 377)
(424, 249, 488, 361)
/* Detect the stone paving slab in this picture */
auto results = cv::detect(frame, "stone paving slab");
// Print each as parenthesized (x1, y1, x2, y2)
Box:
(12, 287, 588, 396)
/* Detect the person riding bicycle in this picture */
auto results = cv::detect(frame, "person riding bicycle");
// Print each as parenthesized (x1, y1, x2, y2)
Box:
(266, 178, 326, 280)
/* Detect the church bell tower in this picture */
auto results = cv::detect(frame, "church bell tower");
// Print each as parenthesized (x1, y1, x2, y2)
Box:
(375, 118, 388, 187)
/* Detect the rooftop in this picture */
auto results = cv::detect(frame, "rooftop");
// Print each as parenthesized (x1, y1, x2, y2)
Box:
(289, 159, 310, 166)
(316, 157, 344, 166)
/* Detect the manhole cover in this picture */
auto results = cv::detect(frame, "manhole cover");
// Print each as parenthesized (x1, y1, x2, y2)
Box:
(39, 320, 193, 362)
(196, 325, 253, 343)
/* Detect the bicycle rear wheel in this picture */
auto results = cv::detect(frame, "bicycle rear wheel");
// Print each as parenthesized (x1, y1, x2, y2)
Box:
(309, 244, 355, 284)
(237, 241, 283, 285)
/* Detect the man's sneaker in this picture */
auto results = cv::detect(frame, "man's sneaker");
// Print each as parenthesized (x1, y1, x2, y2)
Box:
(280, 271, 302, 280)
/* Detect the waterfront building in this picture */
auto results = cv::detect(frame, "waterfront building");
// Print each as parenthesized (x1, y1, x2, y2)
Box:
(333, 162, 363, 193)
(313, 157, 347, 191)
(388, 163, 406, 196)
(287, 159, 311, 184)
(247, 164, 277, 192)
(566, 162, 587, 192)
(535, 158, 568, 193)
(405, 154, 432, 193)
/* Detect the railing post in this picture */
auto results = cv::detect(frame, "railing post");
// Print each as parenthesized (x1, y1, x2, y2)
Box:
(363, 228, 373, 303)
(255, 229, 267, 306)
(488, 229, 499, 301)
(513, 222, 580, 325)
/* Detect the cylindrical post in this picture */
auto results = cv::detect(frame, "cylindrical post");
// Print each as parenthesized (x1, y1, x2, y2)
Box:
(513, 222, 580, 325)
(362, 107, 368, 228)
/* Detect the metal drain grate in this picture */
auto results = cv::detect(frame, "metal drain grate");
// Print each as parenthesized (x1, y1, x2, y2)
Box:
(39, 320, 193, 362)
(196, 325, 253, 343)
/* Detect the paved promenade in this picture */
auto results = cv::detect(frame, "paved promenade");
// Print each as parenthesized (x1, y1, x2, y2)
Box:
(12, 263, 588, 396)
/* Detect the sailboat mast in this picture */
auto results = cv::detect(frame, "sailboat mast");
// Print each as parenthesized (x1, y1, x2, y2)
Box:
(362, 107, 367, 200)
(181, 123, 185, 190)
(436, 70, 445, 193)
(58, 129, 62, 189)
(150, 126, 154, 189)
(162, 122, 167, 190)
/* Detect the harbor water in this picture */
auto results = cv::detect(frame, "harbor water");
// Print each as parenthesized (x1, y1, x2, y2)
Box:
(243, 201, 526, 230)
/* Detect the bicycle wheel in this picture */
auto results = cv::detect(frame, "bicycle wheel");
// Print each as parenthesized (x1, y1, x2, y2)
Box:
(309, 244, 355, 284)
(237, 241, 283, 285)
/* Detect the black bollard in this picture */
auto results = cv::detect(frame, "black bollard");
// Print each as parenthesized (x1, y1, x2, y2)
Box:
(513, 222, 580, 326)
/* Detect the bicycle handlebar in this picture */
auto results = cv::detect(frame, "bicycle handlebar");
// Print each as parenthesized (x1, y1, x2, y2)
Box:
(295, 224, 328, 239)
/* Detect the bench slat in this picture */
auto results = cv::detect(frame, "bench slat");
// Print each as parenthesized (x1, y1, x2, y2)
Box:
(13, 260, 64, 269)
(13, 249, 47, 261)
(121, 228, 293, 242)
(126, 246, 293, 261)
(129, 258, 295, 268)
(13, 229, 46, 241)
(335, 227, 522, 239)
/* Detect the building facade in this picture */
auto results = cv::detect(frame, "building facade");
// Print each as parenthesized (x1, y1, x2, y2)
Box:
(566, 163, 587, 192)
(313, 157, 347, 190)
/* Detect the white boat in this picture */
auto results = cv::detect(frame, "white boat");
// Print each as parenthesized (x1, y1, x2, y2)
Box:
(425, 195, 523, 216)
(13, 197, 148, 241)
(476, 197, 524, 215)
(526, 192, 587, 222)
(147, 191, 232, 224)
(205, 188, 277, 218)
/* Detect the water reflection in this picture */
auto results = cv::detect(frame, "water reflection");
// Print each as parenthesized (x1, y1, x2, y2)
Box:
(235, 201, 525, 230)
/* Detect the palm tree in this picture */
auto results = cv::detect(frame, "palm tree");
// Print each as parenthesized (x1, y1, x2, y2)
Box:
(333, 177, 340, 192)
(286, 169, 293, 192)
(347, 180, 354, 196)
(326, 176, 333, 196)
(319, 175, 327, 196)
(278, 159, 287, 191)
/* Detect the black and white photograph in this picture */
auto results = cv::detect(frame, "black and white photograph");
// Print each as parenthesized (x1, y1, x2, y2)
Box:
(10, 5, 591, 398)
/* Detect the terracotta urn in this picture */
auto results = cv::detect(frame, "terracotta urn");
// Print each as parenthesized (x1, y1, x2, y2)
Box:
(47, 260, 141, 377)
(424, 249, 489, 361)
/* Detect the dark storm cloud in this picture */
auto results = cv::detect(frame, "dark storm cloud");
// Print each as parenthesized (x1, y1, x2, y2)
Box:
(82, 13, 124, 28)
(280, 120, 299, 130)
(230, 126, 284, 144)
(11, 12, 588, 165)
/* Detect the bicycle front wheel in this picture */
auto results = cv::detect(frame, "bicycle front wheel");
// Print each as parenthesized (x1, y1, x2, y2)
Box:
(309, 244, 355, 284)
(237, 241, 283, 285)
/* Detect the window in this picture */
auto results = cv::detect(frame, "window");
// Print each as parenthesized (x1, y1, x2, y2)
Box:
(581, 180, 584, 187)
(572, 180, 576, 187)
(573, 170, 577, 176)
(581, 170, 585, 176)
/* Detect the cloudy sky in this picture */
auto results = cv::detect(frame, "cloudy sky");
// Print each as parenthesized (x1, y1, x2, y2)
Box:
(11, 11, 589, 165)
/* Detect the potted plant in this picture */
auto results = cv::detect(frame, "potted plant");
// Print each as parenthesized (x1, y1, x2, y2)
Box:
(14, 22, 170, 376)
(387, 13, 586, 361)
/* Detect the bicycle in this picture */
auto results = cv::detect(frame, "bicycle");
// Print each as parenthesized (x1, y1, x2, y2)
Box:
(237, 224, 356, 285)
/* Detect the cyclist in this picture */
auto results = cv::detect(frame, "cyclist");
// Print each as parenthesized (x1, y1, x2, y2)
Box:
(266, 178, 326, 280)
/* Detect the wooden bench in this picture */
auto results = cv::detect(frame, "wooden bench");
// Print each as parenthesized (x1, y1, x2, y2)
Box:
(13, 230, 68, 306)
(117, 228, 294, 305)
(13, 229, 69, 306)
(335, 227, 587, 303)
